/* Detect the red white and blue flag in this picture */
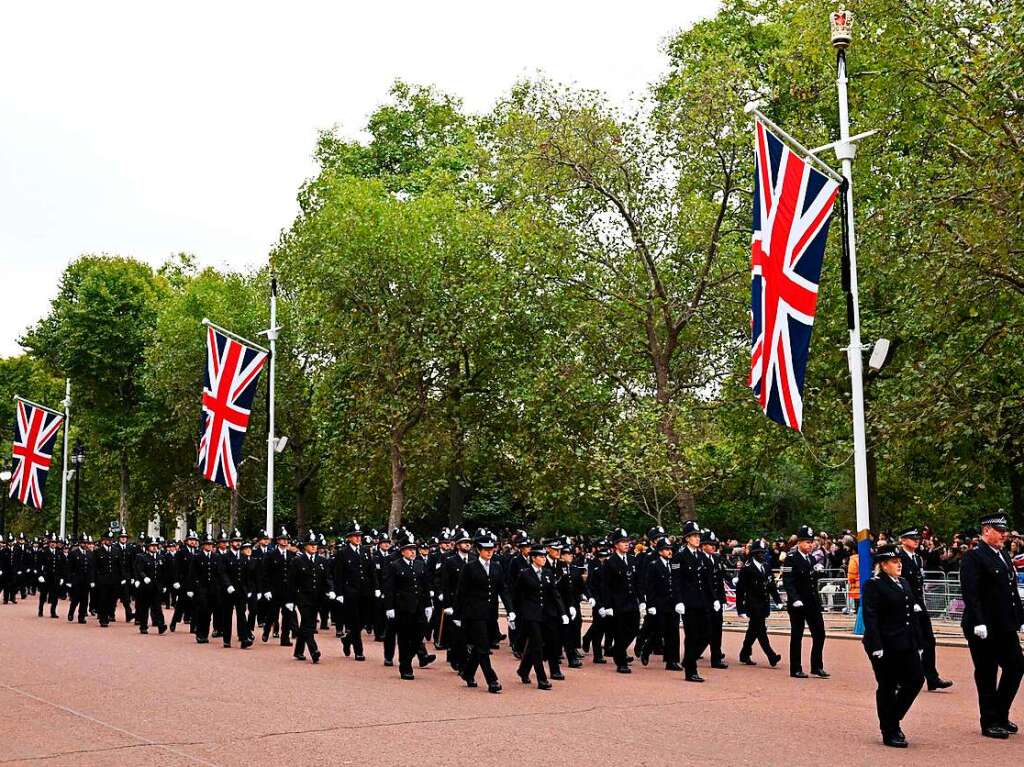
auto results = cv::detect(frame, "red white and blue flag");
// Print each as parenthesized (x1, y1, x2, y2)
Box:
(9, 397, 64, 509)
(197, 324, 268, 488)
(750, 121, 840, 431)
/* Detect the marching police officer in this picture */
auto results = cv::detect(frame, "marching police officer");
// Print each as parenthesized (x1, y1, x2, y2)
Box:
(334, 520, 375, 661)
(735, 540, 782, 666)
(261, 528, 293, 645)
(512, 544, 566, 689)
(960, 511, 1024, 739)
(702, 530, 729, 669)
(217, 530, 254, 648)
(641, 536, 682, 671)
(133, 536, 168, 635)
(384, 532, 434, 679)
(674, 520, 714, 682)
(451, 531, 514, 693)
(896, 527, 952, 691)
(90, 530, 120, 627)
(187, 533, 219, 644)
(37, 534, 63, 619)
(288, 530, 336, 664)
(65, 534, 92, 623)
(601, 528, 641, 674)
(782, 525, 828, 678)
(861, 544, 924, 748)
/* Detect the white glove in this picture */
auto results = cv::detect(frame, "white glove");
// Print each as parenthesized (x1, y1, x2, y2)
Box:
(90, 582, 96, 588)
(713, 600, 721, 612)
(561, 614, 570, 625)
(569, 607, 577, 619)
(792, 600, 803, 608)
(813, 563, 824, 572)
(143, 577, 151, 585)
(508, 612, 516, 624)
(1020, 624, 1024, 633)
(443, 607, 454, 616)
(871, 650, 884, 658)
(974, 624, 988, 639)
(647, 606, 657, 615)
(386, 609, 395, 620)
(913, 604, 922, 613)
(264, 591, 272, 600)
(327, 591, 336, 601)
(186, 591, 193, 598)
(452, 619, 462, 627)
(59, 579, 64, 586)
(425, 606, 433, 621)
(605, 607, 614, 617)
(639, 602, 646, 614)
(674, 603, 685, 615)
(38, 575, 45, 583)
(587, 597, 596, 608)
(732, 577, 739, 586)
(374, 589, 381, 598)
(508, 619, 516, 631)
(120, 579, 126, 585)
(133, 580, 139, 588)
(285, 602, 295, 611)
(173, 582, 181, 590)
(246, 592, 252, 599)
(598, 608, 607, 618)
(336, 594, 344, 603)
(438, 593, 444, 602)
(226, 585, 235, 594)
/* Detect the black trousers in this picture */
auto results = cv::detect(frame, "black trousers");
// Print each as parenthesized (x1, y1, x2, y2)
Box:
(119, 582, 133, 621)
(264, 599, 294, 644)
(38, 582, 58, 616)
(342, 596, 368, 656)
(740, 615, 776, 660)
(612, 608, 640, 667)
(637, 610, 663, 656)
(246, 594, 259, 633)
(788, 606, 825, 672)
(517, 620, 548, 683)
(915, 610, 941, 685)
(682, 609, 710, 675)
(869, 648, 924, 735)
(2, 576, 16, 603)
(461, 619, 499, 685)
(442, 613, 466, 668)
(294, 602, 319, 658)
(583, 615, 613, 659)
(395, 615, 423, 674)
(95, 583, 117, 625)
(136, 588, 165, 631)
(192, 590, 214, 640)
(965, 629, 1024, 729)
(654, 610, 681, 665)
(220, 591, 249, 645)
(708, 604, 724, 661)
(171, 590, 191, 628)
(68, 580, 89, 622)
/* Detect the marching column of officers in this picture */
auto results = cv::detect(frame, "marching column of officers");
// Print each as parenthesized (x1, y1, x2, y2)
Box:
(1, 511, 1021, 748)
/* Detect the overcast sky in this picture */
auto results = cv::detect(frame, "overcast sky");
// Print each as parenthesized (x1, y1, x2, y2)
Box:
(0, 1, 718, 357)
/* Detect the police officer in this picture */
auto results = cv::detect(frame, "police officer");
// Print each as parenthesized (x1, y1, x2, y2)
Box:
(261, 527, 293, 645)
(701, 530, 729, 668)
(438, 528, 472, 671)
(133, 536, 168, 635)
(960, 511, 1024, 739)
(187, 533, 219, 644)
(65, 534, 92, 623)
(288, 530, 336, 664)
(641, 536, 682, 671)
(334, 520, 375, 662)
(90, 530, 120, 627)
(451, 531, 514, 693)
(384, 532, 434, 679)
(512, 544, 566, 689)
(582, 541, 611, 663)
(862, 544, 924, 748)
(782, 525, 828, 678)
(735, 540, 782, 666)
(559, 539, 585, 667)
(897, 527, 952, 691)
(217, 530, 254, 649)
(674, 520, 713, 682)
(170, 530, 198, 633)
(36, 534, 63, 618)
(601, 528, 641, 674)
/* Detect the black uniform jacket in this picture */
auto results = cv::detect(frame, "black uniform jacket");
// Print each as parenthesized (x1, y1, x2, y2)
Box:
(960, 544, 1024, 635)
(735, 560, 780, 618)
(454, 558, 513, 622)
(862, 575, 920, 654)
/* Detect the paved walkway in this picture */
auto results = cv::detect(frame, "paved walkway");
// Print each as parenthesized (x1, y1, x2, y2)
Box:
(0, 598, 1016, 766)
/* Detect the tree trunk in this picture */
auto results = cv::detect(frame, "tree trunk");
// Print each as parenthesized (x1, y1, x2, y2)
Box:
(296, 484, 308, 537)
(388, 427, 406, 532)
(118, 451, 129, 526)
(655, 375, 695, 522)
(448, 422, 466, 526)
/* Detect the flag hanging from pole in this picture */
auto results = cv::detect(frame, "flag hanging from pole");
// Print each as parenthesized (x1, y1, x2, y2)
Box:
(9, 397, 65, 509)
(749, 120, 841, 431)
(197, 323, 268, 489)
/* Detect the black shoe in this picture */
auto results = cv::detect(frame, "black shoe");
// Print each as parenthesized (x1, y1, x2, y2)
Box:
(464, 677, 478, 688)
(592, 657, 607, 664)
(293, 654, 306, 661)
(616, 665, 631, 674)
(537, 680, 552, 690)
(982, 726, 1009, 739)
(170, 621, 177, 633)
(384, 659, 394, 667)
(67, 615, 73, 622)
(666, 662, 683, 671)
(354, 655, 366, 662)
(568, 659, 583, 668)
(811, 669, 830, 678)
(640, 650, 651, 666)
(791, 671, 809, 679)
(342, 636, 351, 656)
(685, 674, 705, 683)
(280, 640, 293, 647)
(550, 671, 565, 681)
(139, 628, 149, 634)
(582, 636, 591, 653)
(626, 656, 635, 664)
(77, 618, 86, 624)
(311, 651, 321, 664)
(927, 678, 953, 691)
(211, 631, 222, 638)
(488, 683, 502, 694)
(223, 642, 232, 648)
(418, 654, 436, 668)
(1002, 721, 1018, 734)
(769, 653, 782, 667)
(240, 637, 253, 648)
(518, 673, 531, 685)
(739, 657, 757, 666)
(158, 625, 168, 635)
(711, 662, 729, 669)
(400, 672, 415, 680)
(882, 732, 908, 748)
(262, 629, 270, 643)
(196, 637, 209, 644)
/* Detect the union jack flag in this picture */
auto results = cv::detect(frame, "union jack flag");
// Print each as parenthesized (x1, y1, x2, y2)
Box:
(197, 324, 268, 488)
(750, 121, 840, 431)
(9, 398, 64, 509)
